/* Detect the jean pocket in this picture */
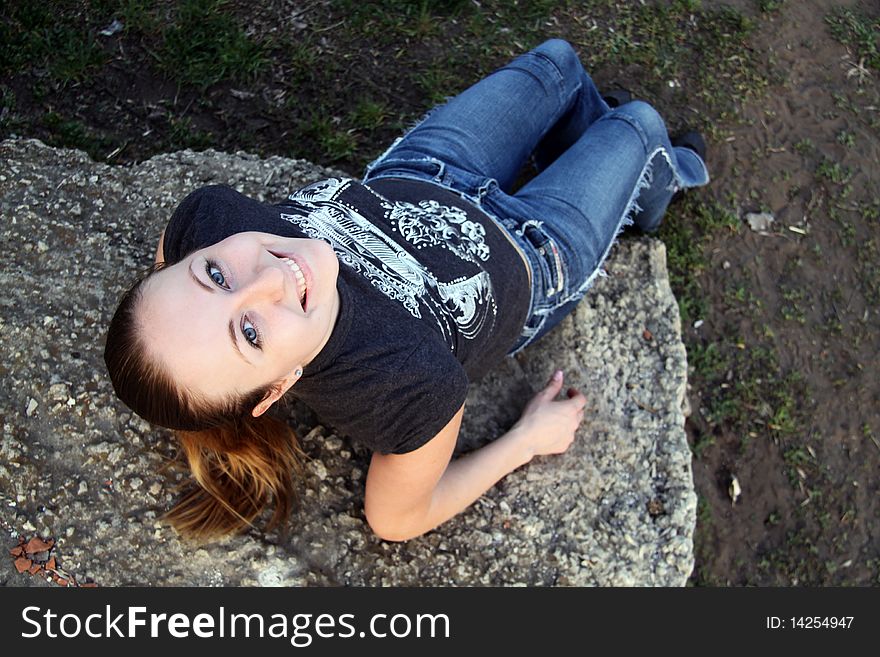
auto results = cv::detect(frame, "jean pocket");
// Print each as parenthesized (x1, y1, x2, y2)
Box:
(364, 156, 445, 184)
(523, 224, 565, 298)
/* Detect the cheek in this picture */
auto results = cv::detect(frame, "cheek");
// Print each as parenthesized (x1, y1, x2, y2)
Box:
(272, 310, 307, 346)
(319, 242, 338, 284)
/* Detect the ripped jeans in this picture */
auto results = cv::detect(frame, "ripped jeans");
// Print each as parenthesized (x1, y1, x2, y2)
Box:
(363, 39, 709, 353)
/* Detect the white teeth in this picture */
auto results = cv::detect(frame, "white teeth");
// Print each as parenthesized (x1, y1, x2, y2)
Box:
(281, 257, 307, 304)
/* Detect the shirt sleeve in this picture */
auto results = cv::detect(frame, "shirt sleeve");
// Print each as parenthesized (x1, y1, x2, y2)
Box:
(300, 340, 470, 455)
(162, 185, 277, 264)
(161, 186, 214, 264)
(375, 342, 470, 454)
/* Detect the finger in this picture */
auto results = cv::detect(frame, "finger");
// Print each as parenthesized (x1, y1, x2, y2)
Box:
(543, 369, 564, 398)
(564, 389, 588, 409)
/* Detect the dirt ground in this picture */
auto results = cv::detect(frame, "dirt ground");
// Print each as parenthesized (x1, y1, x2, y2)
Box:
(686, 0, 879, 585)
(1, 0, 878, 585)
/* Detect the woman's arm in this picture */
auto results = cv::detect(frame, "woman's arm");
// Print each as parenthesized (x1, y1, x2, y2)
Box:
(364, 370, 587, 541)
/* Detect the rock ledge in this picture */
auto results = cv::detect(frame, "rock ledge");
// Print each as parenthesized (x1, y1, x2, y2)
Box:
(0, 139, 695, 586)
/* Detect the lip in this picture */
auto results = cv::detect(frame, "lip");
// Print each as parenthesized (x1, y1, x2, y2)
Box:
(269, 250, 313, 311)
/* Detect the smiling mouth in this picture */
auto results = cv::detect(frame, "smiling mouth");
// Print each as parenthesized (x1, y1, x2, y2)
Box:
(270, 252, 309, 310)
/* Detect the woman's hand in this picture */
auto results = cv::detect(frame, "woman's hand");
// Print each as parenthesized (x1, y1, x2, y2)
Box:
(364, 371, 587, 541)
(512, 369, 587, 459)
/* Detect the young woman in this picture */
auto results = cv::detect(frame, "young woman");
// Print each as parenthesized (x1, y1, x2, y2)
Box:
(104, 39, 709, 542)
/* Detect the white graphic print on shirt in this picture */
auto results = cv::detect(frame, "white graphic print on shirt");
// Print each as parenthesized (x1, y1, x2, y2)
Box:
(281, 178, 496, 344)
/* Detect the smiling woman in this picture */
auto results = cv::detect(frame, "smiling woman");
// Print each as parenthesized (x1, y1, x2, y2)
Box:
(140, 232, 340, 410)
(103, 39, 709, 542)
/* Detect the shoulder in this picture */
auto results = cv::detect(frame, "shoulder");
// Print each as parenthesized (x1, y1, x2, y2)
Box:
(296, 340, 469, 455)
(161, 185, 240, 263)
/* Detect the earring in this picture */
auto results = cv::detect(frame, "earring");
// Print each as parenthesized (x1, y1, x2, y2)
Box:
(295, 368, 302, 377)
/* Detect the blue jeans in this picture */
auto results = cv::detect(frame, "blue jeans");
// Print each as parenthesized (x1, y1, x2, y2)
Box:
(363, 39, 709, 353)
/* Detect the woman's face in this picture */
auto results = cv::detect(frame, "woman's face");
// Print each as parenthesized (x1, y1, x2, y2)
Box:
(138, 231, 340, 409)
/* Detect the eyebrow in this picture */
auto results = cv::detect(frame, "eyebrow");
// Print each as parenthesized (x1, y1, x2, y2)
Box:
(188, 260, 252, 366)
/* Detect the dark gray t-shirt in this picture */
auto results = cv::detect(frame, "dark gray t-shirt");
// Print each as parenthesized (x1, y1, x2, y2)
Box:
(162, 178, 530, 453)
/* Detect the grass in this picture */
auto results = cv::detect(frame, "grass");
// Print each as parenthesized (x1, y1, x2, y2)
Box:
(857, 238, 880, 307)
(779, 285, 807, 325)
(156, 0, 268, 89)
(817, 159, 852, 185)
(662, 190, 791, 464)
(0, 0, 773, 169)
(41, 111, 113, 159)
(837, 130, 856, 148)
(415, 67, 461, 106)
(301, 115, 359, 163)
(757, 0, 785, 13)
(659, 195, 740, 327)
(349, 99, 391, 133)
(166, 116, 213, 152)
(0, 3, 107, 84)
(687, 330, 804, 448)
(114, 0, 162, 34)
(0, 87, 19, 133)
(690, 495, 727, 585)
(659, 192, 806, 459)
(575, 0, 766, 116)
(825, 6, 880, 71)
(793, 138, 814, 156)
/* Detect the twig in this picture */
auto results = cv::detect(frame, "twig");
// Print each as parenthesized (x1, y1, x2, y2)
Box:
(106, 141, 130, 161)
(314, 19, 345, 33)
(632, 397, 659, 415)
(831, 300, 843, 323)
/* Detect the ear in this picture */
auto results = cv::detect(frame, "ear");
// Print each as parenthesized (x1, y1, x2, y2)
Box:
(251, 367, 303, 418)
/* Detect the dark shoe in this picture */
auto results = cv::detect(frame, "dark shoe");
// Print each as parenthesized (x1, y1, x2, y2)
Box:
(669, 131, 707, 204)
(602, 89, 632, 108)
(671, 130, 707, 162)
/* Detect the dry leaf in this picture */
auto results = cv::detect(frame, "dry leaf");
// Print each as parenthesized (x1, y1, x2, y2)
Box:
(14, 557, 32, 573)
(745, 211, 775, 233)
(46, 557, 57, 571)
(643, 328, 653, 341)
(25, 537, 54, 554)
(81, 582, 98, 588)
(98, 19, 124, 37)
(729, 475, 742, 505)
(28, 562, 42, 575)
(9, 545, 24, 558)
(55, 577, 68, 586)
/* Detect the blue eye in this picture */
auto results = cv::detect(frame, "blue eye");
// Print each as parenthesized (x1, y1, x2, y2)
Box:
(242, 317, 261, 349)
(205, 260, 227, 288)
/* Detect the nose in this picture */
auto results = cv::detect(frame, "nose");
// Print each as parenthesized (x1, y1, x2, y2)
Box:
(237, 264, 286, 305)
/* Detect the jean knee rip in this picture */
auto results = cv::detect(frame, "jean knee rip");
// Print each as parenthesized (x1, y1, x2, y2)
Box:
(572, 149, 662, 297)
